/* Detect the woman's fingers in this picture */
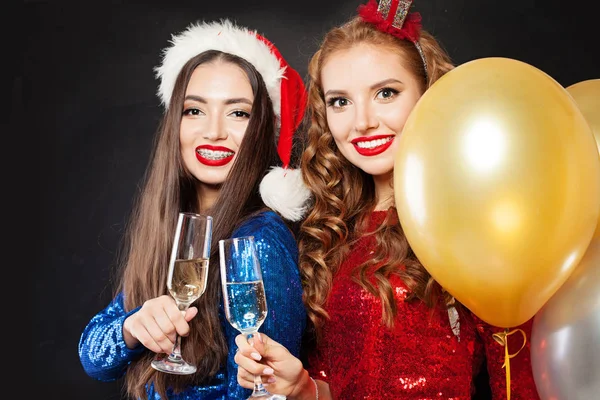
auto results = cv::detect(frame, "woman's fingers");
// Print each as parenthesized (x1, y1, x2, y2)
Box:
(236, 365, 257, 388)
(152, 307, 178, 343)
(125, 295, 197, 354)
(128, 321, 164, 353)
(235, 333, 251, 349)
(130, 307, 173, 353)
(236, 362, 275, 389)
(184, 306, 198, 322)
(234, 345, 273, 376)
(143, 297, 180, 350)
(162, 300, 192, 337)
(235, 332, 280, 356)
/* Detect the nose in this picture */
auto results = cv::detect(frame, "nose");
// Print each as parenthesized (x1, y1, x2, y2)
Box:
(354, 101, 378, 133)
(202, 115, 227, 141)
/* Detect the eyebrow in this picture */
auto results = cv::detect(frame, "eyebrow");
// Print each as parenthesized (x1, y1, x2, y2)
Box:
(184, 95, 253, 106)
(370, 78, 404, 89)
(324, 78, 404, 98)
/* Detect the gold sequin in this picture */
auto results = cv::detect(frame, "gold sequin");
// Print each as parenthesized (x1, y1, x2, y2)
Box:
(377, 0, 413, 30)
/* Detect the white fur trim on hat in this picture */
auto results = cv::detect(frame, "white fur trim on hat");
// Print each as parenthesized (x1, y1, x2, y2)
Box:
(259, 167, 311, 222)
(154, 19, 285, 117)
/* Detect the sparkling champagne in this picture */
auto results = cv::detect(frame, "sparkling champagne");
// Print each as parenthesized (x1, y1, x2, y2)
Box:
(168, 258, 209, 305)
(224, 280, 267, 334)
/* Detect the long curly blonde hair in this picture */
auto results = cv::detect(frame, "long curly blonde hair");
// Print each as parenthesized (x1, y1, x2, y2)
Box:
(299, 17, 455, 338)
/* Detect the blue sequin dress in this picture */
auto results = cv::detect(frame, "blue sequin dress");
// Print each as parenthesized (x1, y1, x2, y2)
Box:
(78, 211, 307, 399)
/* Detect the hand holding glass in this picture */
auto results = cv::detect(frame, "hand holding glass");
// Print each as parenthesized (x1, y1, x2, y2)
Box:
(220, 236, 282, 399)
(151, 212, 212, 375)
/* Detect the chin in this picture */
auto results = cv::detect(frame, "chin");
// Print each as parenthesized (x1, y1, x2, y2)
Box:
(192, 174, 227, 187)
(360, 164, 394, 177)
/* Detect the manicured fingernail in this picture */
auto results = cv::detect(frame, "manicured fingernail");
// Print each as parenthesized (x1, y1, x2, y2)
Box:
(263, 367, 274, 375)
(251, 352, 262, 361)
(267, 376, 276, 383)
(256, 333, 263, 343)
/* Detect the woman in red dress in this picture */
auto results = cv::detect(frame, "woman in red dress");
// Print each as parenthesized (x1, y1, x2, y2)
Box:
(234, 1, 540, 399)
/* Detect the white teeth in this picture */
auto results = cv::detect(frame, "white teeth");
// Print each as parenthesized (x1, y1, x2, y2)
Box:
(197, 149, 234, 160)
(356, 137, 393, 149)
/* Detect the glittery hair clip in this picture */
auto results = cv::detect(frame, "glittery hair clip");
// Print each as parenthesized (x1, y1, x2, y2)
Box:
(358, 0, 428, 78)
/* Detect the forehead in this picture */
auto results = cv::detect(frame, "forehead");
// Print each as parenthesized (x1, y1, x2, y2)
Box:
(186, 60, 253, 95)
(321, 43, 415, 90)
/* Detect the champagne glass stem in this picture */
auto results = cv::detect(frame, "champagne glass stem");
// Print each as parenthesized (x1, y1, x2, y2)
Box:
(167, 334, 184, 362)
(166, 304, 188, 363)
(247, 332, 270, 396)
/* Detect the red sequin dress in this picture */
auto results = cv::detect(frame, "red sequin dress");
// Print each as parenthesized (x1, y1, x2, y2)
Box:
(307, 211, 540, 399)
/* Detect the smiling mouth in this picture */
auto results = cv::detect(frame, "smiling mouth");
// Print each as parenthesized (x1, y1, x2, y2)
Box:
(353, 136, 395, 156)
(196, 149, 234, 160)
(355, 136, 394, 149)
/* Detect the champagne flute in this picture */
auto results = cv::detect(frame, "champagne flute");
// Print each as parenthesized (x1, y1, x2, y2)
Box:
(151, 212, 212, 375)
(219, 236, 283, 399)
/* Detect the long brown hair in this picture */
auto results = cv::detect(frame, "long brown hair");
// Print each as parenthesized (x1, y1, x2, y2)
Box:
(298, 17, 455, 338)
(114, 50, 280, 399)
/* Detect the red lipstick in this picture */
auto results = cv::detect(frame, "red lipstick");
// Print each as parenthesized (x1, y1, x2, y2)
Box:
(195, 145, 235, 167)
(351, 135, 395, 156)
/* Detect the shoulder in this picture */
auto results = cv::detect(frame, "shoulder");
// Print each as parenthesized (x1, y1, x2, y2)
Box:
(233, 211, 298, 255)
(233, 210, 293, 238)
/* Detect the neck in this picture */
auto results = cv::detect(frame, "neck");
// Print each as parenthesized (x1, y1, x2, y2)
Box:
(198, 183, 221, 213)
(373, 171, 394, 211)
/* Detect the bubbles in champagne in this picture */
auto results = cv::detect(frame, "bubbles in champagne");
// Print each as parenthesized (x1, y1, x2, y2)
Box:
(169, 258, 209, 305)
(225, 280, 267, 334)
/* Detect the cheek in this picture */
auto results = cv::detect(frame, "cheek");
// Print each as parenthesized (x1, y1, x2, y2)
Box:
(382, 105, 412, 133)
(179, 120, 197, 147)
(179, 136, 196, 166)
(227, 122, 249, 148)
(179, 124, 198, 168)
(381, 96, 418, 135)
(179, 134, 195, 150)
(326, 112, 352, 142)
(388, 134, 402, 155)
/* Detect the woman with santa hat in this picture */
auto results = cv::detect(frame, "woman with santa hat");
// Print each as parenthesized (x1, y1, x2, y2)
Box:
(78, 19, 310, 400)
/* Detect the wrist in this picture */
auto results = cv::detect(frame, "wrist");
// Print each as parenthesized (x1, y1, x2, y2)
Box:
(122, 316, 139, 349)
(310, 377, 319, 400)
(289, 369, 318, 400)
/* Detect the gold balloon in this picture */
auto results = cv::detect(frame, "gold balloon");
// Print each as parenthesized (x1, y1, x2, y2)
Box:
(394, 57, 600, 328)
(566, 79, 600, 238)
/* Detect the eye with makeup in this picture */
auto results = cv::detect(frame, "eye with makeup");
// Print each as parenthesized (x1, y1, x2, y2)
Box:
(228, 109, 251, 119)
(182, 105, 205, 117)
(375, 87, 400, 101)
(326, 96, 351, 110)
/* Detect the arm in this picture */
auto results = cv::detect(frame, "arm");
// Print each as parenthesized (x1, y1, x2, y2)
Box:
(224, 211, 308, 398)
(234, 332, 332, 400)
(245, 212, 307, 357)
(78, 292, 145, 381)
(79, 292, 197, 381)
(475, 314, 541, 400)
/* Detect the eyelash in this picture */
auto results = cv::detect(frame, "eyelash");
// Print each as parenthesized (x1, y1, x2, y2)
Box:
(181, 109, 251, 118)
(377, 87, 400, 99)
(326, 87, 401, 109)
(326, 97, 348, 108)
(230, 110, 250, 118)
(182, 107, 203, 116)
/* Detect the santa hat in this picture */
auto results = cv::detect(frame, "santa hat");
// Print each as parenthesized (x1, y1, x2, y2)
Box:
(154, 20, 310, 221)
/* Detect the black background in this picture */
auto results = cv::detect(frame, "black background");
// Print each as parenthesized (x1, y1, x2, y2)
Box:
(23, 0, 597, 398)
